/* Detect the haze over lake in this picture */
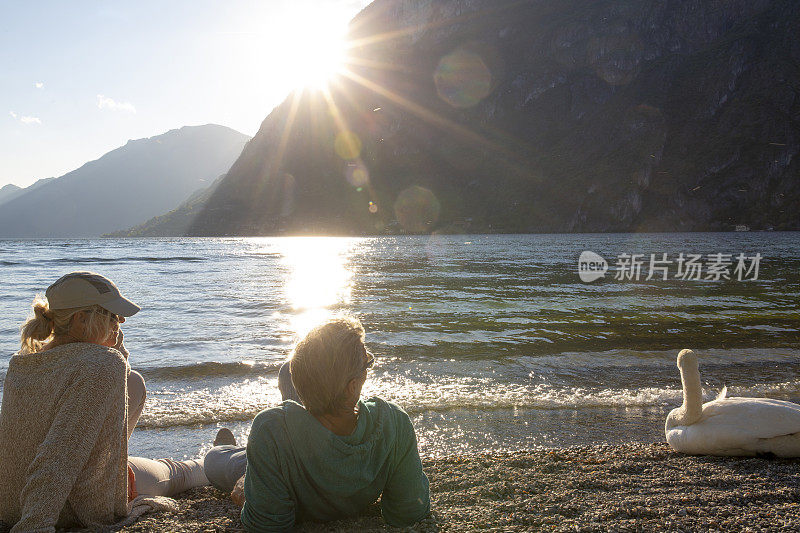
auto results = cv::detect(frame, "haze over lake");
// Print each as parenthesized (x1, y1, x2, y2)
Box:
(1, 233, 798, 460)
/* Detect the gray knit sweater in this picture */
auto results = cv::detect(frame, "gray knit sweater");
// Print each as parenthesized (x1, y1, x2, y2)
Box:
(0, 343, 129, 532)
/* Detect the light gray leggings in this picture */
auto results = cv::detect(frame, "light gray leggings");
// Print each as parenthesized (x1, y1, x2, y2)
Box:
(126, 370, 208, 497)
(204, 361, 298, 492)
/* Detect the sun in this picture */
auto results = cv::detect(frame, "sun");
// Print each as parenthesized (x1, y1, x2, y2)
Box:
(271, 8, 350, 90)
(289, 22, 348, 89)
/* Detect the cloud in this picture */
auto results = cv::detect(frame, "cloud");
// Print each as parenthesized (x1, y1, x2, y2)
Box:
(35, 82, 43, 89)
(9, 111, 40, 124)
(96, 94, 136, 113)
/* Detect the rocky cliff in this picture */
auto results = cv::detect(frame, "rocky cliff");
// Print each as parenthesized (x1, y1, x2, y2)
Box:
(186, 0, 800, 235)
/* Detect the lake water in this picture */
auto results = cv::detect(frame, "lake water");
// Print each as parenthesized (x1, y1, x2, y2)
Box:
(1, 234, 799, 460)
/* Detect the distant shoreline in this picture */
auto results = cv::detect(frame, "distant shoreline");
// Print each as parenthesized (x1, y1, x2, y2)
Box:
(82, 228, 800, 239)
(2, 229, 799, 239)
(122, 442, 800, 532)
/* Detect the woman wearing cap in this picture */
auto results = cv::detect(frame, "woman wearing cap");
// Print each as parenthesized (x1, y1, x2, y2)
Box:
(0, 272, 207, 532)
(204, 316, 430, 531)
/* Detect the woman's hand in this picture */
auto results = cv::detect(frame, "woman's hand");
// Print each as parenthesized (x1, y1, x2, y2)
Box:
(114, 330, 129, 359)
(231, 475, 246, 507)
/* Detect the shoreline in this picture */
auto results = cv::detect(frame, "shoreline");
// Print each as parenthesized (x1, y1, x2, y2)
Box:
(122, 442, 800, 532)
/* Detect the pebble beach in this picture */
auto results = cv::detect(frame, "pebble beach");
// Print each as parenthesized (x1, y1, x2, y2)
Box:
(121, 442, 800, 532)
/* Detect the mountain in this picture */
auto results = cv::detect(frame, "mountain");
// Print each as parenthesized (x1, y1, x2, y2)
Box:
(0, 125, 249, 237)
(0, 184, 21, 205)
(182, 0, 797, 235)
(104, 174, 226, 237)
(0, 178, 56, 207)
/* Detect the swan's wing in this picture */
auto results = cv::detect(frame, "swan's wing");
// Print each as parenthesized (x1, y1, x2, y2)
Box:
(699, 397, 800, 444)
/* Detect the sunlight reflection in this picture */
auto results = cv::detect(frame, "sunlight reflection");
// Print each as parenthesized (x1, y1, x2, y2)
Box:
(279, 237, 357, 338)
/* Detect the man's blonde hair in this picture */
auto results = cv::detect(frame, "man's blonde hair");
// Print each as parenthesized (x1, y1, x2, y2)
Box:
(289, 316, 367, 415)
(19, 295, 117, 354)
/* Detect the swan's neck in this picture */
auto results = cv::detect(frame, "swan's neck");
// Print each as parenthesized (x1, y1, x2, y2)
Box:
(677, 363, 703, 425)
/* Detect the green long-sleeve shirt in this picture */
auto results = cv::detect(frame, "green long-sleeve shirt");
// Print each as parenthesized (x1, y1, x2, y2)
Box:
(241, 397, 430, 532)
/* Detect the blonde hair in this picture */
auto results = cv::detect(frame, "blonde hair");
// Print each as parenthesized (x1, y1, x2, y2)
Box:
(290, 317, 367, 415)
(19, 295, 117, 354)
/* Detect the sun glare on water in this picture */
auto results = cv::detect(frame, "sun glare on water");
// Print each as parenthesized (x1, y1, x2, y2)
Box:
(279, 237, 357, 338)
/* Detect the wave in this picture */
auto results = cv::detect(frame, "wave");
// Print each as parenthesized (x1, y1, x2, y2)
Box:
(138, 409, 267, 429)
(128, 389, 686, 429)
(1, 256, 207, 267)
(134, 375, 800, 429)
(8, 348, 800, 430)
(512, 348, 800, 370)
(46, 256, 206, 264)
(140, 360, 282, 380)
(0, 362, 282, 386)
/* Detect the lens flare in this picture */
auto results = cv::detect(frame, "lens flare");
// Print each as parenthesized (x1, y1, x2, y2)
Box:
(335, 131, 362, 160)
(587, 35, 643, 86)
(345, 161, 370, 187)
(434, 49, 493, 108)
(394, 186, 441, 233)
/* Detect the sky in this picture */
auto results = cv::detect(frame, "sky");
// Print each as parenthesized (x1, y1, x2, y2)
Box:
(0, 0, 371, 189)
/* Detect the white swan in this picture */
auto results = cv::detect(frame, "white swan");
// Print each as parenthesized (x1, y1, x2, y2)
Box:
(665, 349, 800, 457)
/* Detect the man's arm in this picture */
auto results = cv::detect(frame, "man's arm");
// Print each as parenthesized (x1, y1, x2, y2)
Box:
(380, 410, 430, 527)
(240, 420, 296, 532)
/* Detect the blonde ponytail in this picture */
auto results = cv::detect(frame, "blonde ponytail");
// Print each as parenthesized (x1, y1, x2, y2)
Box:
(19, 296, 118, 354)
(20, 295, 55, 354)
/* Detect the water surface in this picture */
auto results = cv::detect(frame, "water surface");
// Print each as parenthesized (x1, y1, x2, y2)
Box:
(1, 233, 798, 459)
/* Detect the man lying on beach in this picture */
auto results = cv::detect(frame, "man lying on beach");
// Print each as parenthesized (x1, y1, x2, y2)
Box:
(204, 316, 430, 531)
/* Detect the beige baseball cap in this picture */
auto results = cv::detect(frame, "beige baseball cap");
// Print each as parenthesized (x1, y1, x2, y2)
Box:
(45, 271, 140, 317)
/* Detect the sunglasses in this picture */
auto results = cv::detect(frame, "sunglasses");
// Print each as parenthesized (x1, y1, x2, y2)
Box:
(362, 350, 375, 372)
(92, 307, 122, 322)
